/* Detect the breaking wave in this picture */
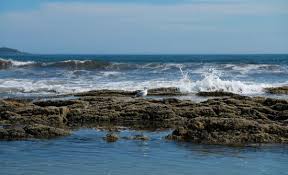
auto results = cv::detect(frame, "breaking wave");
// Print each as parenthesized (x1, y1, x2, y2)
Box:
(0, 68, 280, 96)
(0, 58, 112, 70)
(0, 58, 35, 69)
(1, 58, 287, 75)
(177, 68, 272, 94)
(0, 58, 287, 97)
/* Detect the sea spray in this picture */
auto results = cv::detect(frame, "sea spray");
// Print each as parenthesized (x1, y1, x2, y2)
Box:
(177, 66, 271, 94)
(0, 55, 287, 97)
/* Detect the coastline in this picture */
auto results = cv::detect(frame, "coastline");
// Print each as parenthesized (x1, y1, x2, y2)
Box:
(1, 87, 287, 146)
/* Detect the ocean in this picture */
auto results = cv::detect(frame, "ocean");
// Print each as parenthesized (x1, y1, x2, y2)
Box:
(1, 129, 288, 175)
(1, 54, 288, 175)
(0, 54, 288, 98)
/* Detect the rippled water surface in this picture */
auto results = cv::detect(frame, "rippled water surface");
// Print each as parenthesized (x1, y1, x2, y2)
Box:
(1, 129, 288, 175)
(0, 54, 288, 98)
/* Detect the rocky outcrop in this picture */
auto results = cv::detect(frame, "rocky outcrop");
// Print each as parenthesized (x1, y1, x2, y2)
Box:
(196, 91, 239, 97)
(104, 133, 119, 142)
(167, 96, 288, 145)
(74, 87, 184, 97)
(0, 59, 12, 69)
(265, 86, 288, 95)
(0, 124, 70, 140)
(148, 87, 184, 96)
(0, 89, 288, 145)
(166, 118, 288, 145)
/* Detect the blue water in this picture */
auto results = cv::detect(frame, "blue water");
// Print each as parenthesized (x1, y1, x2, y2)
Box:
(3, 54, 288, 64)
(0, 129, 288, 175)
(1, 55, 288, 174)
(0, 54, 288, 98)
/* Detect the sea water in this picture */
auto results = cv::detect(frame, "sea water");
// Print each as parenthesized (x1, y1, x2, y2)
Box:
(1, 55, 288, 174)
(0, 54, 288, 98)
(0, 129, 288, 175)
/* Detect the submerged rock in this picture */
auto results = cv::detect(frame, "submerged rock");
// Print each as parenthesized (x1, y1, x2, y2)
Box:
(123, 134, 150, 141)
(104, 133, 119, 142)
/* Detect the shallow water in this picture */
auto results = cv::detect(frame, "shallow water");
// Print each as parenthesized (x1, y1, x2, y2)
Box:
(1, 129, 288, 175)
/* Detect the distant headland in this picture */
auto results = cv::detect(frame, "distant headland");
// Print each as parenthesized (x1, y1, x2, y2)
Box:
(0, 47, 28, 55)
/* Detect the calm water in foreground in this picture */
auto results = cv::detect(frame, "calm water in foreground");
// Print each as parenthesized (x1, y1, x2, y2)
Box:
(1, 129, 288, 175)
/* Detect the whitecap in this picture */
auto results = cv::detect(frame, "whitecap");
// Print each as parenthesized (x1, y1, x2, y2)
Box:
(177, 67, 272, 94)
(0, 58, 35, 67)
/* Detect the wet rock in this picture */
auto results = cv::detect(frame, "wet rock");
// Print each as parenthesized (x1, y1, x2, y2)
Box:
(167, 117, 288, 145)
(196, 91, 239, 97)
(0, 124, 70, 140)
(0, 126, 27, 140)
(0, 59, 12, 69)
(265, 86, 288, 94)
(123, 134, 150, 141)
(76, 87, 185, 97)
(1, 89, 288, 145)
(262, 98, 288, 106)
(75, 90, 135, 97)
(23, 124, 70, 139)
(33, 100, 81, 107)
(104, 133, 119, 142)
(148, 87, 184, 96)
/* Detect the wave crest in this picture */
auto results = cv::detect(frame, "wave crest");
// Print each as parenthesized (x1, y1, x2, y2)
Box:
(0, 58, 35, 69)
(178, 68, 271, 94)
(0, 58, 112, 70)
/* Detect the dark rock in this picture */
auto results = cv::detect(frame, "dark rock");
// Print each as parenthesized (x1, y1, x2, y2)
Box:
(104, 133, 119, 142)
(265, 86, 288, 94)
(23, 124, 70, 138)
(123, 134, 150, 141)
(167, 117, 288, 145)
(148, 87, 184, 96)
(0, 124, 70, 140)
(0, 59, 12, 69)
(196, 91, 239, 97)
(75, 90, 135, 97)
(1, 89, 288, 145)
(33, 100, 81, 107)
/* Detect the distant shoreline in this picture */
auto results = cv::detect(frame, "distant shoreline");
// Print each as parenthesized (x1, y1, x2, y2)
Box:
(0, 47, 29, 55)
(0, 47, 287, 56)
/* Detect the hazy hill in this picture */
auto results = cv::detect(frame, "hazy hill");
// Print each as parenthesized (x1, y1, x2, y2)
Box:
(0, 47, 28, 55)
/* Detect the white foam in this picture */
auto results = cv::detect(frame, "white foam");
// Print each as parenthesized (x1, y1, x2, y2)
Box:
(177, 68, 272, 94)
(224, 64, 285, 74)
(61, 60, 88, 64)
(0, 58, 35, 67)
(100, 71, 122, 77)
(11, 60, 35, 66)
(0, 66, 284, 96)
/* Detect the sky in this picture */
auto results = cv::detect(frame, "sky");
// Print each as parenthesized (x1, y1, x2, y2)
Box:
(0, 0, 288, 54)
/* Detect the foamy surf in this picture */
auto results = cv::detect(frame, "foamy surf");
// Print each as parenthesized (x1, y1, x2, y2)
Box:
(0, 55, 287, 98)
(0, 58, 35, 67)
(178, 68, 272, 94)
(0, 69, 278, 96)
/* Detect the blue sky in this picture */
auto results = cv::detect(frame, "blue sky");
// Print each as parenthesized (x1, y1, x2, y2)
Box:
(0, 0, 287, 54)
